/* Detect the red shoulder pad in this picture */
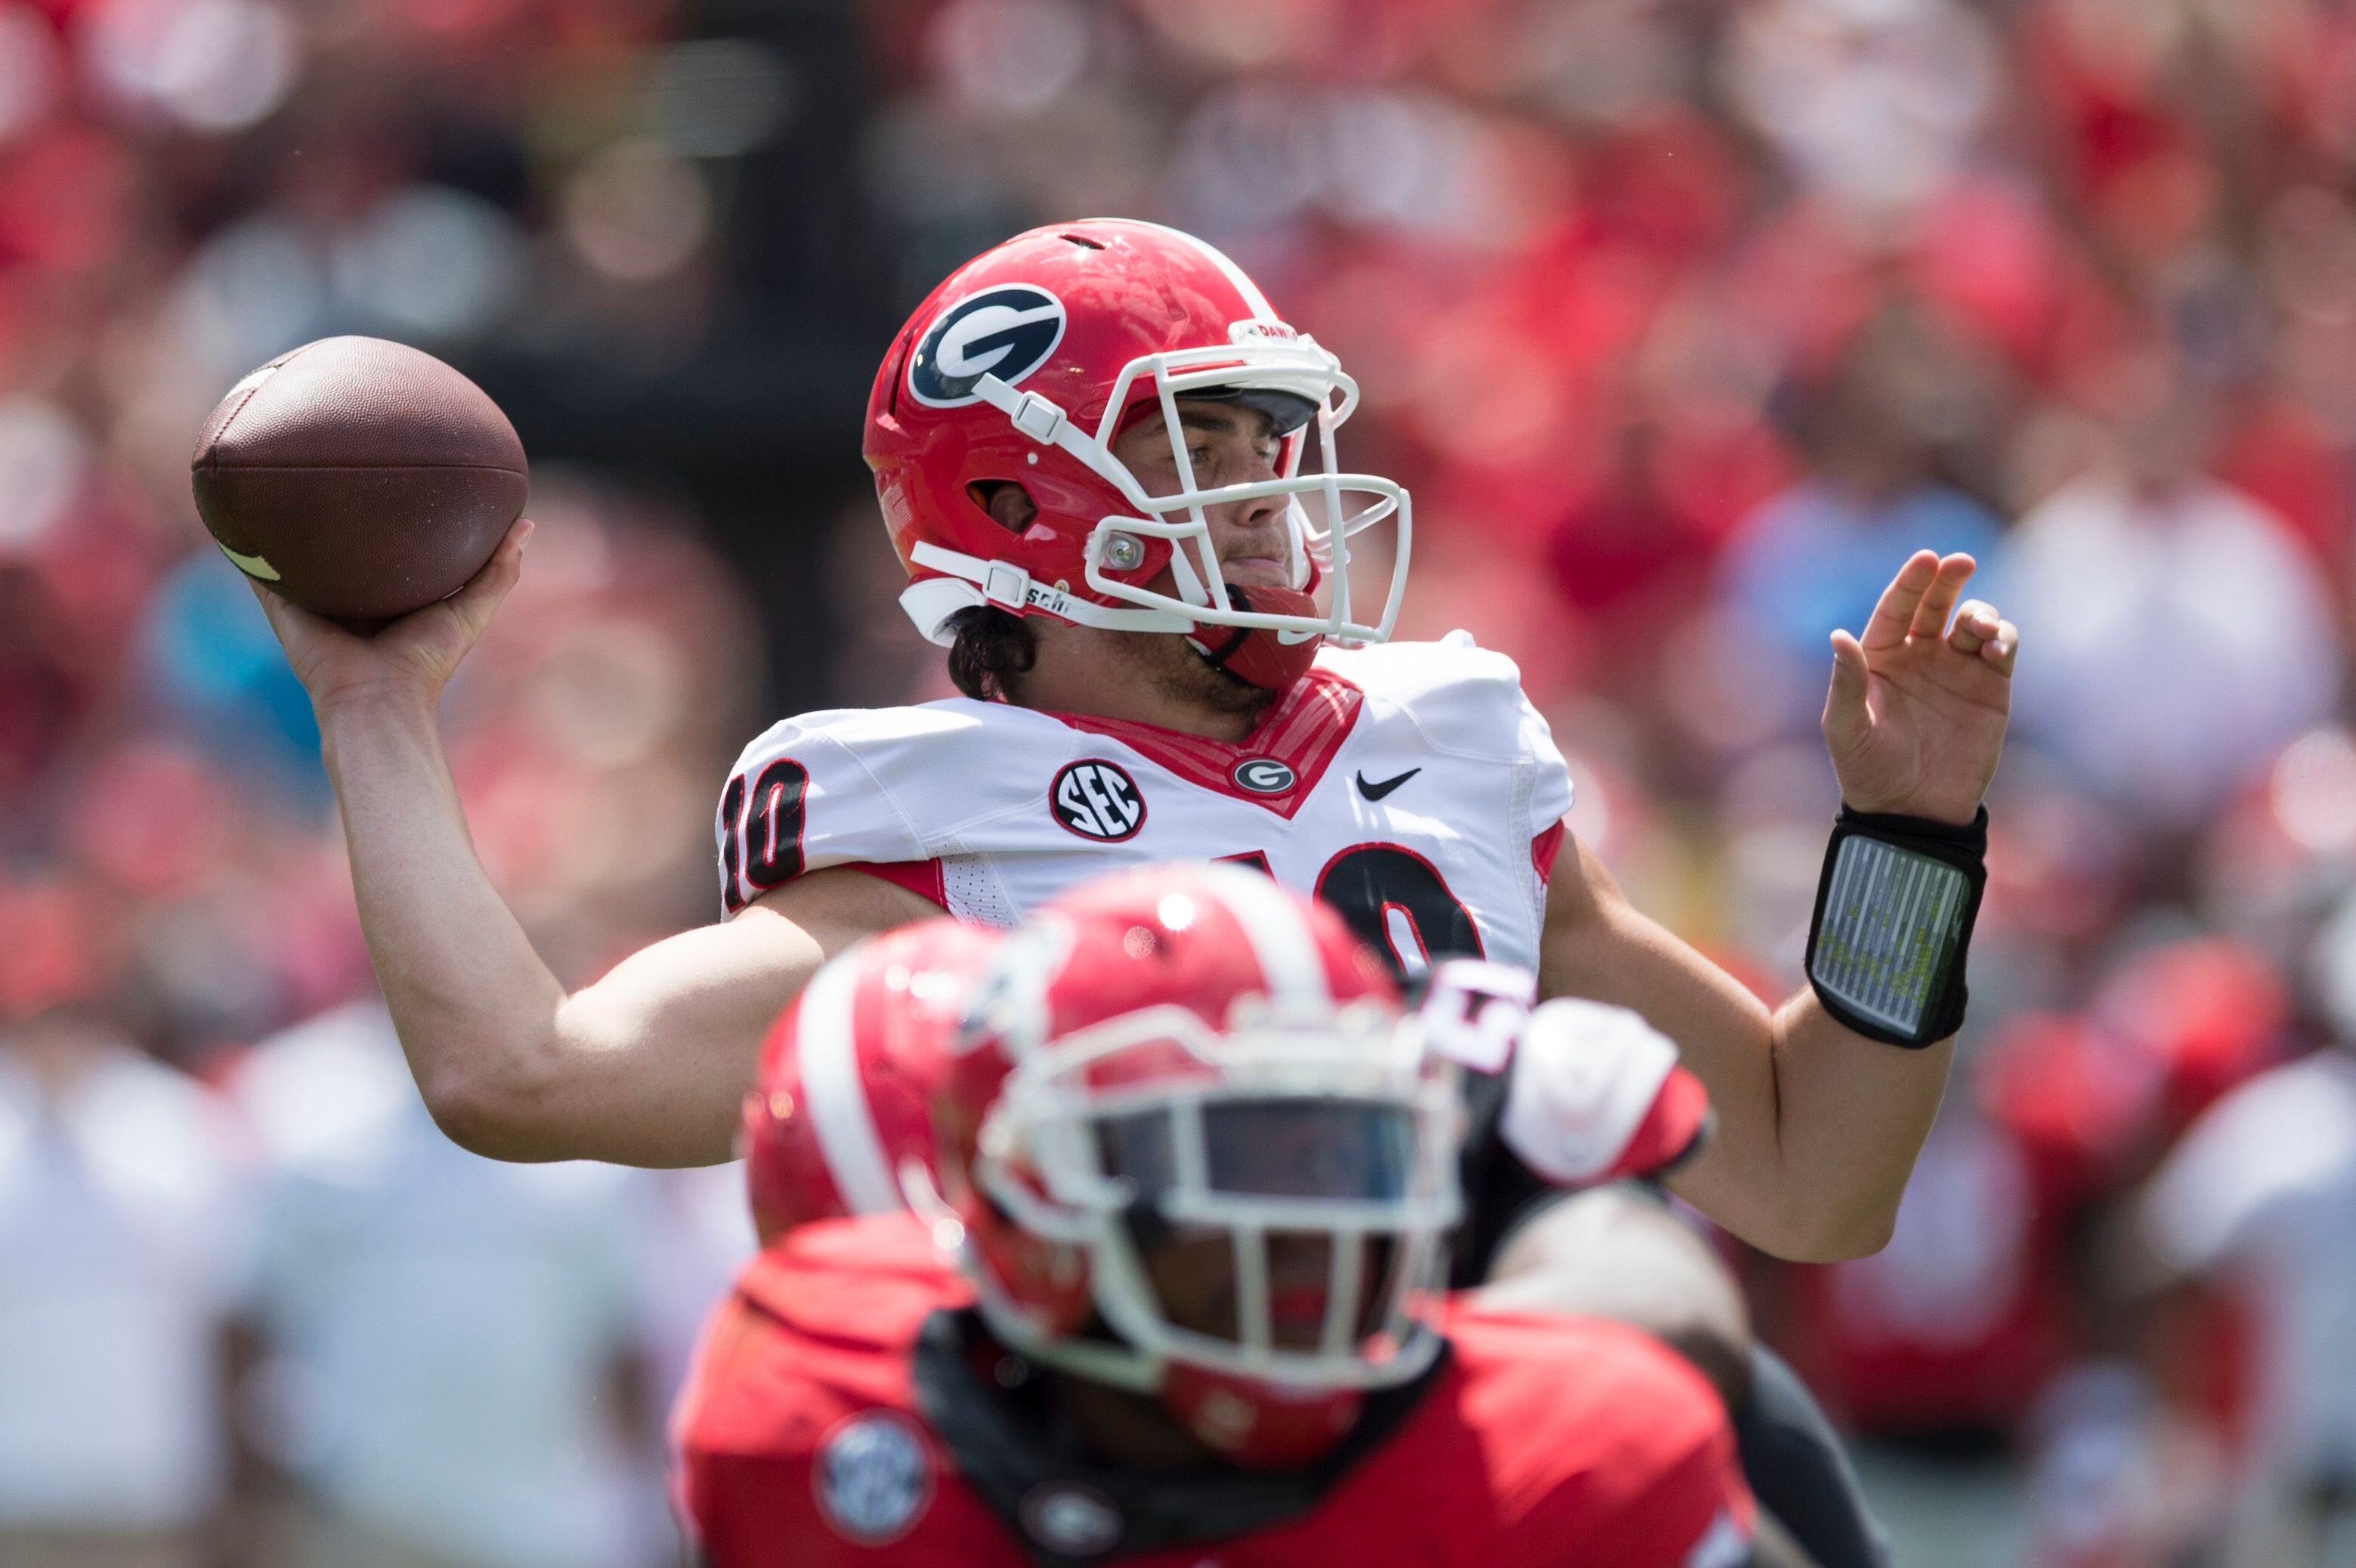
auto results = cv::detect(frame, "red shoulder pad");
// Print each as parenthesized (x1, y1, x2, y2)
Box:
(1442, 1304, 1755, 1568)
(734, 1214, 971, 1344)
(672, 1217, 1013, 1567)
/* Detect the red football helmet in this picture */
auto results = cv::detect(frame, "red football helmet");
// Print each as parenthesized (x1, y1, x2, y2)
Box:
(863, 218, 1411, 694)
(923, 863, 1461, 1469)
(741, 917, 1003, 1245)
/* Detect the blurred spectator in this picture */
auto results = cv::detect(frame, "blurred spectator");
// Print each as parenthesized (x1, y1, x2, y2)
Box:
(1541, 402, 1728, 700)
(2, 0, 2356, 1559)
(2004, 351, 2339, 831)
(1789, 1096, 2061, 1446)
(1775, 935, 2289, 1565)
(0, 880, 254, 1568)
(139, 555, 326, 804)
(1724, 0, 1997, 233)
(2136, 897, 2356, 1566)
(2017, 1359, 2227, 1568)
(227, 1002, 672, 1568)
(0, 560, 99, 817)
(1721, 304, 2008, 687)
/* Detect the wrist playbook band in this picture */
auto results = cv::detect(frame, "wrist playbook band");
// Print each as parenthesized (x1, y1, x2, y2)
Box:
(1804, 804, 1987, 1049)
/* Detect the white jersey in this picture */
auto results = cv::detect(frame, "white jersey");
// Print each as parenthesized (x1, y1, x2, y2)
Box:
(2142, 1049, 2356, 1474)
(715, 632, 1574, 977)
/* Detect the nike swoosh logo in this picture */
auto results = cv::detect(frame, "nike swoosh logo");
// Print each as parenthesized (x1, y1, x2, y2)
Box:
(1356, 768, 1419, 801)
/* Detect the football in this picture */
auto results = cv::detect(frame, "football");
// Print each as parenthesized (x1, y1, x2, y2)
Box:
(190, 336, 528, 623)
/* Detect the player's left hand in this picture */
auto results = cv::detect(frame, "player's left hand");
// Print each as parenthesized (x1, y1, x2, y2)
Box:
(1822, 550, 2017, 826)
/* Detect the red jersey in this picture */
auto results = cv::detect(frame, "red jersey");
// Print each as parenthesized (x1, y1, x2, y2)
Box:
(674, 1216, 1753, 1568)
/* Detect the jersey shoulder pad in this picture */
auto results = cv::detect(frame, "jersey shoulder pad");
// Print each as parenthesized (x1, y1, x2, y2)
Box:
(1320, 630, 1547, 759)
(675, 1220, 990, 1566)
(716, 700, 1062, 910)
(733, 1214, 969, 1343)
(1319, 631, 1572, 821)
(1443, 1307, 1752, 1567)
(679, 1218, 962, 1456)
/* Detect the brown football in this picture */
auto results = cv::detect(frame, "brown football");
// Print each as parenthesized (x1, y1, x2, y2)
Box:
(190, 336, 528, 623)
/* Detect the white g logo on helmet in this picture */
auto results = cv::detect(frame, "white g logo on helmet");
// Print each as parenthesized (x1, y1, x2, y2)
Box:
(907, 285, 1067, 407)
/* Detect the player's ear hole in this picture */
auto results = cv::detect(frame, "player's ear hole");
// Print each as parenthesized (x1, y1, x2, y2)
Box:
(969, 481, 1038, 534)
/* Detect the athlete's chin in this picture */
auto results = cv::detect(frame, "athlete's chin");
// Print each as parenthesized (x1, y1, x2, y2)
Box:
(1113, 628, 1271, 713)
(1194, 660, 1272, 713)
(1220, 560, 1291, 589)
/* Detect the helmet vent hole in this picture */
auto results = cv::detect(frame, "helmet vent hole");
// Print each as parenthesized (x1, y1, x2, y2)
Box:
(969, 481, 1038, 534)
(1061, 233, 1106, 249)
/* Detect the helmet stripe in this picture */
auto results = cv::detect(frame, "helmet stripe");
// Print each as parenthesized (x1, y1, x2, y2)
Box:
(1201, 863, 1331, 1013)
(1120, 218, 1276, 322)
(795, 950, 904, 1216)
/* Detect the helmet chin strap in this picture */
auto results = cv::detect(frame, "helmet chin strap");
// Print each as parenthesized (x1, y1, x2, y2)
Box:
(906, 540, 1327, 694)
(1188, 584, 1325, 694)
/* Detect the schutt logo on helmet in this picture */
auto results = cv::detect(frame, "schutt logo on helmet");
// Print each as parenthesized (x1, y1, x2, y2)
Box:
(907, 284, 1066, 407)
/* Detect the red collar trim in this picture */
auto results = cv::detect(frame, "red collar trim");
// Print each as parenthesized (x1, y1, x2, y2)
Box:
(1040, 669, 1365, 820)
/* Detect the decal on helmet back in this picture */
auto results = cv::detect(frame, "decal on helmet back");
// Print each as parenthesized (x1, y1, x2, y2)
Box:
(1229, 318, 1300, 345)
(907, 284, 1067, 407)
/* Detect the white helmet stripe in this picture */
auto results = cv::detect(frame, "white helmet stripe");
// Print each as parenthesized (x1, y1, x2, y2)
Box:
(1119, 218, 1276, 322)
(794, 951, 904, 1216)
(1202, 863, 1331, 1013)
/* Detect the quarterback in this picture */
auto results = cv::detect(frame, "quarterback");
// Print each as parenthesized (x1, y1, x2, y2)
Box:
(252, 218, 2017, 1270)
(252, 218, 1994, 1563)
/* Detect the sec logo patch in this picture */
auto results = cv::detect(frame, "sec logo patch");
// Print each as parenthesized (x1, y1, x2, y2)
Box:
(1052, 759, 1146, 842)
(815, 1412, 932, 1545)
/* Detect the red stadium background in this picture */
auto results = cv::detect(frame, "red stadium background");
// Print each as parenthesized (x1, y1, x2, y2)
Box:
(5, 2, 2356, 1564)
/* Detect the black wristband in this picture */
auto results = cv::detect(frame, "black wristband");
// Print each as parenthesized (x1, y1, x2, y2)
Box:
(1804, 804, 1987, 1049)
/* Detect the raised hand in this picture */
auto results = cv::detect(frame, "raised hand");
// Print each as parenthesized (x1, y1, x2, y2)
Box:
(248, 516, 533, 719)
(1822, 549, 2017, 825)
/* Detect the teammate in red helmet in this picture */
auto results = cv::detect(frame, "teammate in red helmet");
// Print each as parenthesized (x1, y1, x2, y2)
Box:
(741, 918, 1002, 1244)
(676, 866, 1785, 1567)
(740, 902, 1712, 1265)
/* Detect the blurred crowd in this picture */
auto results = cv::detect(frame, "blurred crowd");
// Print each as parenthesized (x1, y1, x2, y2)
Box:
(8, 0, 2356, 1564)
